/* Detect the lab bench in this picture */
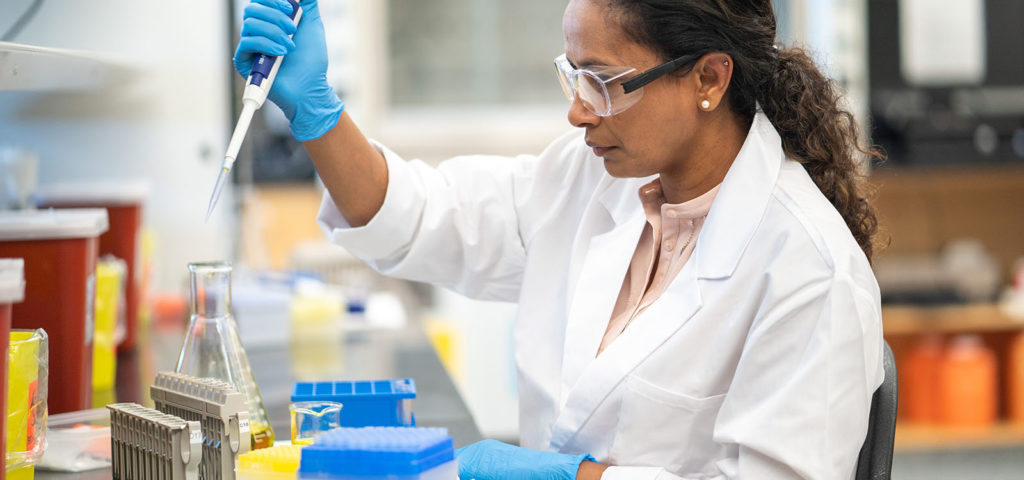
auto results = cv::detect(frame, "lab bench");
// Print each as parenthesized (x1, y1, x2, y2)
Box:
(36, 322, 482, 480)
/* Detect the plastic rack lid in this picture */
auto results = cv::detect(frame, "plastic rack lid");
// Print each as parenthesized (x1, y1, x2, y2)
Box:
(107, 402, 202, 480)
(0, 258, 24, 302)
(298, 427, 453, 477)
(0, 209, 108, 241)
(151, 371, 249, 424)
(236, 445, 303, 474)
(291, 379, 416, 402)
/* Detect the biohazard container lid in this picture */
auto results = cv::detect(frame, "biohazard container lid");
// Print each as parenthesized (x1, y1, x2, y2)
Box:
(34, 180, 150, 206)
(0, 209, 108, 241)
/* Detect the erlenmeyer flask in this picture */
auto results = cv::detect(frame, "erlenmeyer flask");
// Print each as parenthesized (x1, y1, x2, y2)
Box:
(177, 261, 275, 449)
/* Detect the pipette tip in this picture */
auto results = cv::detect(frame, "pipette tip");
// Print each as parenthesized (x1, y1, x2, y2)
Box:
(205, 166, 230, 222)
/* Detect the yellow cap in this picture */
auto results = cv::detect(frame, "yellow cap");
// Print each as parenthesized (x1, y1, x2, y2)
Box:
(236, 445, 303, 473)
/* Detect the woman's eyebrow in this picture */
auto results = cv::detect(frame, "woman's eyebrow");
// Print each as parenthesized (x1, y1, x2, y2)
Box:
(567, 55, 608, 69)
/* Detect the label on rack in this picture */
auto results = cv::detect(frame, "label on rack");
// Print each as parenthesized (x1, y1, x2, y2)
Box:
(190, 430, 202, 443)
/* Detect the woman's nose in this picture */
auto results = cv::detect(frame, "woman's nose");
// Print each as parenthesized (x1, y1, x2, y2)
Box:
(567, 96, 600, 128)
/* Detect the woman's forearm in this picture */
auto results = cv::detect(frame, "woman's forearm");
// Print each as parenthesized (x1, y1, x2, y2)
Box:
(578, 461, 609, 480)
(303, 111, 388, 227)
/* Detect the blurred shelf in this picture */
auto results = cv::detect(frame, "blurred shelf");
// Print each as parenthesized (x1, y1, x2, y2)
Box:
(895, 422, 1024, 452)
(883, 304, 1024, 336)
(0, 41, 136, 91)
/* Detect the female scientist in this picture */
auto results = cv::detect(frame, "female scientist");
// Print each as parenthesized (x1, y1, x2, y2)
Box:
(235, 0, 884, 478)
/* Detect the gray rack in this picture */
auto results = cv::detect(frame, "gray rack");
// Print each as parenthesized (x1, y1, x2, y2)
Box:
(108, 403, 202, 480)
(150, 372, 251, 480)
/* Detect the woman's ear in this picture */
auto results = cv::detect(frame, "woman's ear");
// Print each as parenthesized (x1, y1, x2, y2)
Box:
(694, 52, 733, 111)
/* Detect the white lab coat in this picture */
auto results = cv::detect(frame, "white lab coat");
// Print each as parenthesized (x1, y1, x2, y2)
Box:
(318, 112, 884, 479)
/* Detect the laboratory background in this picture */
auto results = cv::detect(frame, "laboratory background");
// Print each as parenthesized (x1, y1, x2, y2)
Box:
(0, 0, 1023, 479)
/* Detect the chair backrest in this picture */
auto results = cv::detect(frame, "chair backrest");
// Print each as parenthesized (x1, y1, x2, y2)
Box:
(855, 340, 898, 480)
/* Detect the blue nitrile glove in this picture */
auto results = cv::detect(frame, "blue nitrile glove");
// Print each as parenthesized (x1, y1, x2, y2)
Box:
(233, 0, 345, 141)
(455, 439, 595, 480)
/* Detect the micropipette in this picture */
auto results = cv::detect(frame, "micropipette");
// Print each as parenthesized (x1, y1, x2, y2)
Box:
(206, 0, 304, 221)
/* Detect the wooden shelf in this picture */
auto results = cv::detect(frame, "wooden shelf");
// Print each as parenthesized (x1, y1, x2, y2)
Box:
(883, 304, 1024, 336)
(0, 41, 136, 91)
(895, 422, 1024, 452)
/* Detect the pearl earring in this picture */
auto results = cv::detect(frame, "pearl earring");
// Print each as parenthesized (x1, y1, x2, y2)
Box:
(700, 99, 711, 110)
(723, 60, 729, 66)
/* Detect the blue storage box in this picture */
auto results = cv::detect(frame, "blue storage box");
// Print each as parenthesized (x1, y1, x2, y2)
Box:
(291, 379, 416, 427)
(298, 427, 456, 480)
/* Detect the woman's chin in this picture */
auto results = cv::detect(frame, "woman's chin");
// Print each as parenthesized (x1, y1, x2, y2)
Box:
(602, 156, 641, 179)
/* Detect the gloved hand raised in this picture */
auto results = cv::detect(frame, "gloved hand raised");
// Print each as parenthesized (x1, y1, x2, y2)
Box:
(233, 0, 344, 141)
(456, 439, 595, 480)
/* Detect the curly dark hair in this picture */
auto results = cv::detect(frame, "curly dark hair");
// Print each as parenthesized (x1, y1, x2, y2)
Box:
(604, 0, 883, 261)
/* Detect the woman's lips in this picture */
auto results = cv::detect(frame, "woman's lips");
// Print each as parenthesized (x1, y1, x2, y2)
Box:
(587, 141, 615, 157)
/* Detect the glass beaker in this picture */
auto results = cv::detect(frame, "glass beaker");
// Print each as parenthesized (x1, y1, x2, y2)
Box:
(176, 261, 275, 449)
(289, 401, 343, 445)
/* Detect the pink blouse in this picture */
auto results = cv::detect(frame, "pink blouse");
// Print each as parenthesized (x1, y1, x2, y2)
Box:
(597, 178, 721, 356)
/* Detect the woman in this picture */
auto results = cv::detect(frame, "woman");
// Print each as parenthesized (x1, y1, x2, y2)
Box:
(235, 0, 884, 478)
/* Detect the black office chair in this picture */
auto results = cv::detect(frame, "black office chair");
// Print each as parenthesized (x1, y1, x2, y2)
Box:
(855, 341, 898, 480)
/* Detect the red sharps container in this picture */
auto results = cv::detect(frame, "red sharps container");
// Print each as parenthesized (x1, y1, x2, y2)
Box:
(0, 209, 108, 414)
(0, 258, 26, 480)
(35, 182, 148, 352)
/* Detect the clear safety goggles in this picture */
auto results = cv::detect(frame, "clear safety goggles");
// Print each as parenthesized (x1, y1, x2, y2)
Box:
(553, 53, 701, 117)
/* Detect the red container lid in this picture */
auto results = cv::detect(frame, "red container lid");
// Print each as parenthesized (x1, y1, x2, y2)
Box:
(0, 209, 109, 241)
(0, 258, 25, 303)
(34, 181, 150, 206)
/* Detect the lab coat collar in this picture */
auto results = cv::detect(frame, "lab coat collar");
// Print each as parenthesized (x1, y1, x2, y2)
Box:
(695, 111, 784, 279)
(595, 111, 784, 280)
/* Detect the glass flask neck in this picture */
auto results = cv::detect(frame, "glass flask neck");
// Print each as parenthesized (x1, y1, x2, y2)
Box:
(189, 261, 232, 318)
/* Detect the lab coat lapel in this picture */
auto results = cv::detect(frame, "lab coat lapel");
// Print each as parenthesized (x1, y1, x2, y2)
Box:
(696, 111, 784, 279)
(561, 175, 648, 400)
(551, 254, 704, 451)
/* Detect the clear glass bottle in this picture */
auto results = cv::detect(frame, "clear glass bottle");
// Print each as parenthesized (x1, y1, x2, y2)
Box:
(177, 261, 275, 449)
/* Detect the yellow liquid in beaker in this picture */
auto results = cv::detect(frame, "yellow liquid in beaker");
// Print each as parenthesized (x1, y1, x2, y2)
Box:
(251, 421, 275, 450)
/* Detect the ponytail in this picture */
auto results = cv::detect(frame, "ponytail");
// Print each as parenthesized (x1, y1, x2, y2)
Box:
(758, 48, 882, 261)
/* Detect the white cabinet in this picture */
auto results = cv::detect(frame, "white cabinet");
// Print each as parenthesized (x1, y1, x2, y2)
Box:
(0, 41, 136, 91)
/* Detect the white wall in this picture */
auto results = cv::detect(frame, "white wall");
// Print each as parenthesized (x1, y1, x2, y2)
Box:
(0, 0, 236, 292)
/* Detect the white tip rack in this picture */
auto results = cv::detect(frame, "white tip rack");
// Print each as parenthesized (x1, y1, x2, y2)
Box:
(150, 372, 251, 480)
(108, 403, 203, 480)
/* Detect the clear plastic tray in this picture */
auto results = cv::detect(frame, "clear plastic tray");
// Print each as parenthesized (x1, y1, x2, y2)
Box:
(36, 408, 111, 472)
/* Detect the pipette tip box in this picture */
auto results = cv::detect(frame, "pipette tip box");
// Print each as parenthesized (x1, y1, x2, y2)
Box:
(291, 379, 416, 428)
(236, 445, 303, 480)
(297, 427, 455, 480)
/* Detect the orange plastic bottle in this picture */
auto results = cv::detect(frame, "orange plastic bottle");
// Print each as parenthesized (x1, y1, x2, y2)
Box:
(902, 335, 944, 424)
(1009, 332, 1024, 424)
(939, 335, 998, 428)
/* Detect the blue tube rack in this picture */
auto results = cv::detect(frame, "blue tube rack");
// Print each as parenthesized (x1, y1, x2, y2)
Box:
(291, 379, 416, 428)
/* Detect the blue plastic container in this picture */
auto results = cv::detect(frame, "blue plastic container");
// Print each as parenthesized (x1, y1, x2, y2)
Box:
(298, 427, 456, 480)
(291, 379, 416, 427)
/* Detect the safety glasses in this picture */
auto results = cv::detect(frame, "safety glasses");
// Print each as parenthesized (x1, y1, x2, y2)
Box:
(554, 53, 701, 117)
